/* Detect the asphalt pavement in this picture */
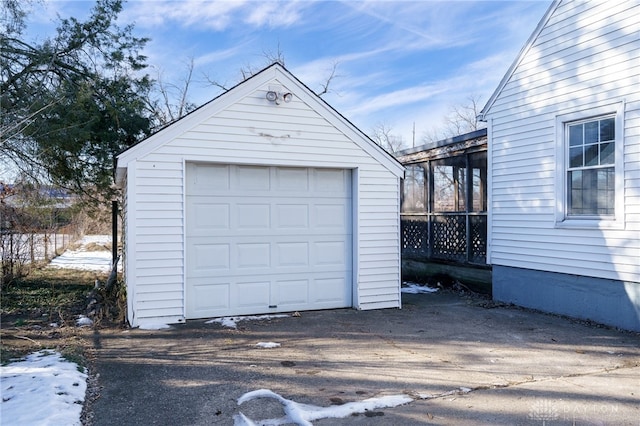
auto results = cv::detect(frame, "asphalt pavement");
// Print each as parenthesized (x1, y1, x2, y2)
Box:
(87, 290, 640, 425)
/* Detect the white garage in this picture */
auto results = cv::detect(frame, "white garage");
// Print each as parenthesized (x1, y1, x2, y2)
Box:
(116, 63, 404, 328)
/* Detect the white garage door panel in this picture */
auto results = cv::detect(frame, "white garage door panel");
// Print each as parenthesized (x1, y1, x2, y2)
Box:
(186, 163, 352, 319)
(237, 281, 270, 307)
(192, 243, 230, 271)
(313, 277, 349, 303)
(275, 279, 309, 305)
(276, 205, 309, 228)
(190, 282, 230, 312)
(188, 236, 349, 273)
(187, 273, 348, 317)
(188, 201, 348, 237)
(237, 204, 270, 229)
(276, 242, 308, 266)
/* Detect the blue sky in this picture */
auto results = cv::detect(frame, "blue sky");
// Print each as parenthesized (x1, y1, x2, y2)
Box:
(25, 0, 552, 150)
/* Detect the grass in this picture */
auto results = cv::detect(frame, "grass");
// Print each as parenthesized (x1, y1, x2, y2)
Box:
(1, 267, 108, 365)
(2, 268, 104, 322)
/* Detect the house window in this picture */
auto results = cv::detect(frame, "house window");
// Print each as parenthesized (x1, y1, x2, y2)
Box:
(555, 101, 624, 227)
(567, 116, 615, 216)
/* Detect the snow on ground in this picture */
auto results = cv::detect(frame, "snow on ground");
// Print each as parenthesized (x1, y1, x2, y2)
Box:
(75, 315, 93, 327)
(0, 237, 111, 425)
(255, 342, 281, 349)
(206, 314, 290, 329)
(234, 387, 477, 425)
(48, 235, 114, 273)
(234, 389, 413, 425)
(401, 282, 439, 294)
(0, 350, 87, 426)
(3, 233, 70, 265)
(138, 323, 172, 330)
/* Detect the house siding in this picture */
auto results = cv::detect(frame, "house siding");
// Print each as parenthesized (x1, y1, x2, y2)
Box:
(119, 66, 402, 326)
(486, 0, 640, 285)
(481, 0, 640, 330)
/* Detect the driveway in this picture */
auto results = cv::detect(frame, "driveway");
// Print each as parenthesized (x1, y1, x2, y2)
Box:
(87, 290, 640, 425)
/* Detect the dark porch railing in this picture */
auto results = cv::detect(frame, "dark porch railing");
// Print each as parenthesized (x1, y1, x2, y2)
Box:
(401, 212, 487, 265)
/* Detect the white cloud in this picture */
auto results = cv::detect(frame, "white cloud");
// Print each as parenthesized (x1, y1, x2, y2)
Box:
(348, 83, 445, 117)
(292, 52, 388, 96)
(194, 44, 251, 67)
(244, 1, 307, 28)
(124, 0, 247, 30)
(342, 0, 483, 51)
(125, 0, 309, 31)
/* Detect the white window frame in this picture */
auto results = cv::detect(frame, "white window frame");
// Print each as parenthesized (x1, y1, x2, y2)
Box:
(555, 101, 625, 229)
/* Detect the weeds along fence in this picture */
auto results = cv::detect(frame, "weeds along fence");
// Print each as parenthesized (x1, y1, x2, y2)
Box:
(1, 224, 81, 285)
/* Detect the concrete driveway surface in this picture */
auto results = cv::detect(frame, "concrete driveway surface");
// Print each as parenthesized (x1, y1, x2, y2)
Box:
(87, 290, 640, 425)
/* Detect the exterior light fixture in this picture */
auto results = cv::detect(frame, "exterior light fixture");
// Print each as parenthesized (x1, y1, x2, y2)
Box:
(266, 87, 293, 105)
(266, 91, 278, 102)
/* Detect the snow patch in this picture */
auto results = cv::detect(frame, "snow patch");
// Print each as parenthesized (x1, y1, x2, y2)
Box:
(234, 389, 413, 425)
(255, 342, 281, 349)
(49, 235, 116, 273)
(206, 314, 290, 329)
(401, 282, 439, 294)
(75, 315, 93, 327)
(138, 323, 172, 330)
(0, 350, 87, 426)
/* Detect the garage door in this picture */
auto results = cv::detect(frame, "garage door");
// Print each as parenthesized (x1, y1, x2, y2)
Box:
(185, 163, 352, 319)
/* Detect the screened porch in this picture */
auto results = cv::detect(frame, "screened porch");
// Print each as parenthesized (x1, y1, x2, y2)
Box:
(396, 129, 488, 267)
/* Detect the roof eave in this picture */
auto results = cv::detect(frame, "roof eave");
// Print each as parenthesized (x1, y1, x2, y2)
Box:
(478, 0, 560, 121)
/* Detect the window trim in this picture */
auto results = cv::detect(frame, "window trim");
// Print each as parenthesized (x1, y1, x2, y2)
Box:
(554, 101, 625, 229)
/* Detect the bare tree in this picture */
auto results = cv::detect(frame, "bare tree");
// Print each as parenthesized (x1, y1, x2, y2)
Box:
(147, 58, 198, 129)
(370, 122, 405, 153)
(204, 45, 339, 97)
(422, 95, 486, 143)
(204, 45, 287, 92)
(0, 177, 76, 284)
(314, 61, 340, 97)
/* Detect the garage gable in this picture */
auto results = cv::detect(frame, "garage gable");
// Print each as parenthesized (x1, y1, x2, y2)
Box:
(117, 63, 403, 181)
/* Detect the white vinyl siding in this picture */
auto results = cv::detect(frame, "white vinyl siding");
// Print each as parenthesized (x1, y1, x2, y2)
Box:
(129, 160, 185, 324)
(118, 65, 402, 326)
(484, 0, 640, 284)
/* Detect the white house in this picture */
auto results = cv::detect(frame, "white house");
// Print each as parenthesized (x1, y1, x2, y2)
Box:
(115, 63, 404, 328)
(479, 0, 640, 331)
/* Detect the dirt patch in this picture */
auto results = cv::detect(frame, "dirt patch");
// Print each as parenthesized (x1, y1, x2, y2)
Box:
(1, 324, 91, 364)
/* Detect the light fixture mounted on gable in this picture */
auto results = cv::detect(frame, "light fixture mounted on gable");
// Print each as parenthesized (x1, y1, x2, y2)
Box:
(266, 91, 278, 102)
(266, 86, 293, 105)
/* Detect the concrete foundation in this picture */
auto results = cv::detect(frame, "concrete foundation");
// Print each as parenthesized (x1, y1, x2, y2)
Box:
(493, 265, 640, 332)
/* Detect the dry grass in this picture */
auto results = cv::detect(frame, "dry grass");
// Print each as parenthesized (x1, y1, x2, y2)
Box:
(83, 242, 112, 252)
(1, 267, 107, 365)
